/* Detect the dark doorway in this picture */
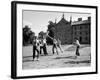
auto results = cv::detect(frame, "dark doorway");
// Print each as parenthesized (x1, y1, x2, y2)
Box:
(79, 37, 82, 43)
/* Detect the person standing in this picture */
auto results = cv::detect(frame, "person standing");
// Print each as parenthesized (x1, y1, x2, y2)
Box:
(74, 38, 80, 57)
(32, 36, 40, 61)
(39, 39, 44, 55)
(39, 38, 48, 56)
(43, 38, 48, 56)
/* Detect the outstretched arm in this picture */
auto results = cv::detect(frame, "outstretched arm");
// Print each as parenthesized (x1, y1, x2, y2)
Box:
(46, 31, 54, 40)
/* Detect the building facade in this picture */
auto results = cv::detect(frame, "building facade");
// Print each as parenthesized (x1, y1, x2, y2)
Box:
(47, 14, 91, 44)
(72, 17, 91, 44)
(54, 14, 72, 44)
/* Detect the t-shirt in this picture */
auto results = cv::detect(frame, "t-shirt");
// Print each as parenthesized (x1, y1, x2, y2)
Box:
(43, 39, 46, 44)
(33, 39, 39, 46)
(39, 40, 44, 47)
(76, 40, 80, 46)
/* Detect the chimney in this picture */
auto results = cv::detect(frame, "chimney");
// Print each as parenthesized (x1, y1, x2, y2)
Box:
(70, 16, 72, 23)
(78, 18, 82, 21)
(88, 17, 91, 21)
(55, 19, 57, 24)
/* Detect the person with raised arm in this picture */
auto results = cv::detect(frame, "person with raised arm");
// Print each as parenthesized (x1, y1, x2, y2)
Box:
(57, 38, 63, 53)
(52, 37, 59, 55)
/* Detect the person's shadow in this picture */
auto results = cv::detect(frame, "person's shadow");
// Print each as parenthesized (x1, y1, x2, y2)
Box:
(64, 60, 91, 64)
(23, 59, 34, 63)
(23, 56, 33, 62)
(54, 56, 77, 59)
(23, 56, 32, 58)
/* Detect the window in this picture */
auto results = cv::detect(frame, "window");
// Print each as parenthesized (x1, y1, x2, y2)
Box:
(80, 32, 82, 35)
(74, 26, 77, 30)
(85, 37, 88, 41)
(86, 32, 88, 35)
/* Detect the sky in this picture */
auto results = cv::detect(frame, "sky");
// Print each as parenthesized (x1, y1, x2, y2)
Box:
(23, 10, 90, 36)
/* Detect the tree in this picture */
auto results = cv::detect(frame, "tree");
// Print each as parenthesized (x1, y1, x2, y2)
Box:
(38, 31, 45, 39)
(23, 25, 35, 46)
(29, 31, 35, 44)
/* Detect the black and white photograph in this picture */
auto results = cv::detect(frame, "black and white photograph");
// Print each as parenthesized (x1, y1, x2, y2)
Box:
(11, 1, 97, 79)
(22, 11, 91, 69)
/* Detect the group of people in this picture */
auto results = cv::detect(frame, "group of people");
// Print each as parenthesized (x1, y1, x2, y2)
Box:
(32, 32, 80, 61)
(32, 36, 48, 61)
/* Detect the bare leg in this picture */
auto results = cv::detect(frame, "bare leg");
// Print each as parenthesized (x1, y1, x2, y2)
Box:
(55, 45, 59, 55)
(52, 44, 55, 54)
(58, 45, 63, 53)
(36, 48, 40, 61)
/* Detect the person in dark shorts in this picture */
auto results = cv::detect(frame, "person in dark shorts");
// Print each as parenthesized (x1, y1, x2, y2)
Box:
(39, 39, 44, 55)
(32, 36, 40, 61)
(39, 38, 48, 56)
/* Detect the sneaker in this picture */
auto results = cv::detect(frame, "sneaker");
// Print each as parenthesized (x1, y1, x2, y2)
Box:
(34, 58, 37, 61)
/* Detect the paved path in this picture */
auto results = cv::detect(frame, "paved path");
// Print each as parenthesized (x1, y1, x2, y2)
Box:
(22, 45, 91, 69)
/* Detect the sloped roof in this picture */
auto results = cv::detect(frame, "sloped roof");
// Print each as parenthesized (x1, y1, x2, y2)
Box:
(57, 18, 69, 25)
(71, 20, 90, 25)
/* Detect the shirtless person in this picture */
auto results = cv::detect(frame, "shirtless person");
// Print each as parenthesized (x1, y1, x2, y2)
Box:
(52, 38, 59, 55)
(57, 39, 63, 53)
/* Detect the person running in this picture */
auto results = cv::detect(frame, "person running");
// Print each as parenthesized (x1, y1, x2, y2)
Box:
(32, 36, 40, 61)
(52, 38, 59, 55)
(46, 31, 60, 55)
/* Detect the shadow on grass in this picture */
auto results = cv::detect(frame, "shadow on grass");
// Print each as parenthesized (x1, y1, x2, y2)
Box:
(65, 45, 90, 51)
(54, 56, 77, 59)
(40, 54, 53, 56)
(64, 60, 91, 64)
(23, 54, 53, 59)
(23, 59, 33, 63)
(23, 56, 33, 58)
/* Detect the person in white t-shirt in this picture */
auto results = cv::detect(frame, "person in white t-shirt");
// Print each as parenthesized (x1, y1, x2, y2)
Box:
(39, 37, 48, 56)
(74, 38, 80, 57)
(32, 36, 40, 61)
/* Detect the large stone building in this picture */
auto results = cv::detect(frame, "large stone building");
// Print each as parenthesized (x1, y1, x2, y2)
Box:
(54, 14, 72, 44)
(72, 17, 91, 44)
(47, 14, 91, 44)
